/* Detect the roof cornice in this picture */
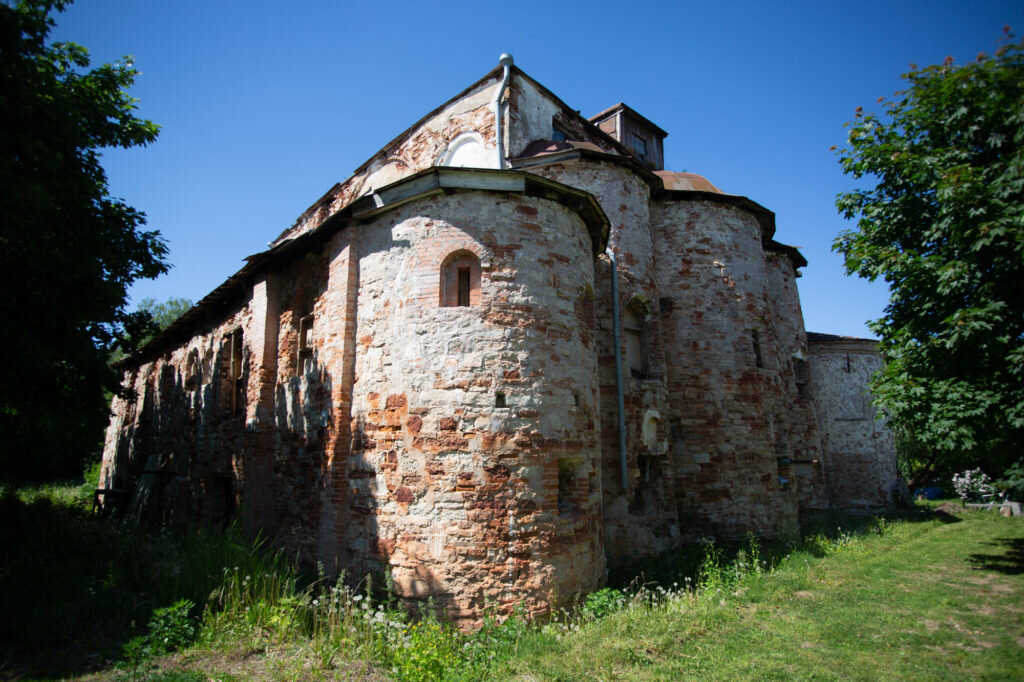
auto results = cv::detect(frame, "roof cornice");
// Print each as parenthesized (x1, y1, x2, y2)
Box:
(118, 168, 609, 368)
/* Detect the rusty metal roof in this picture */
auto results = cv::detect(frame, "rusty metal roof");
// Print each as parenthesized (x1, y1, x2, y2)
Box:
(512, 139, 609, 159)
(655, 171, 723, 193)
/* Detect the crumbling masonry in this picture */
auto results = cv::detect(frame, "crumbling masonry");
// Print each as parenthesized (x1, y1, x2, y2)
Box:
(102, 57, 898, 626)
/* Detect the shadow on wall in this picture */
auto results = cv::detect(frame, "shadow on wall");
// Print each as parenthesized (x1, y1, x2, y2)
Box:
(263, 359, 335, 565)
(346, 412, 452, 619)
(113, 336, 345, 565)
(120, 360, 227, 528)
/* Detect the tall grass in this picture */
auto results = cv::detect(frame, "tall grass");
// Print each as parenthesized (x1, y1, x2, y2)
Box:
(0, 482, 293, 678)
(194, 561, 530, 680)
(6, 481, 995, 681)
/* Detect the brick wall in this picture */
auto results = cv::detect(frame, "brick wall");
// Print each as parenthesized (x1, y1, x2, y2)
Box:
(102, 304, 252, 529)
(809, 337, 897, 508)
(342, 191, 604, 625)
(651, 198, 800, 540)
(764, 253, 827, 510)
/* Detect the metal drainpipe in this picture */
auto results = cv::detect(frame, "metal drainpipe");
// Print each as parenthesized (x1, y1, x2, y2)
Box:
(607, 248, 629, 493)
(493, 54, 514, 169)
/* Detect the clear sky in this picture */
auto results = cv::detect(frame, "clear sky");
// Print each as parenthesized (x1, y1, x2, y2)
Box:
(52, 0, 1024, 338)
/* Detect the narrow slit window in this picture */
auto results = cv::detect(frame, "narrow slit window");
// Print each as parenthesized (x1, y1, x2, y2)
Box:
(793, 358, 810, 400)
(457, 268, 471, 307)
(752, 330, 764, 368)
(230, 329, 244, 415)
(297, 314, 314, 376)
(495, 391, 506, 408)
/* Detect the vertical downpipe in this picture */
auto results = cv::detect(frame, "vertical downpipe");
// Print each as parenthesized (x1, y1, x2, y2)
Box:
(607, 248, 629, 492)
(493, 53, 514, 169)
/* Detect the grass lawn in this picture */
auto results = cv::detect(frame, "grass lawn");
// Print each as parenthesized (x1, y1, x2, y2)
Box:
(2, 484, 1021, 680)
(502, 509, 1024, 681)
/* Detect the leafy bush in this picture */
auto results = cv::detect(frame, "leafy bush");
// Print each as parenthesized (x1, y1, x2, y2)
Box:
(147, 599, 197, 654)
(581, 587, 626, 620)
(117, 600, 196, 679)
(996, 460, 1024, 501)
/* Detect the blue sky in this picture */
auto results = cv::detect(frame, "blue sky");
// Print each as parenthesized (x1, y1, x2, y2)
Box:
(53, 0, 1024, 338)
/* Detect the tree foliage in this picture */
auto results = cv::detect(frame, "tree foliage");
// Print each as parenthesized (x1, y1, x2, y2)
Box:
(834, 30, 1024, 478)
(106, 297, 194, 366)
(0, 0, 167, 483)
(134, 296, 193, 344)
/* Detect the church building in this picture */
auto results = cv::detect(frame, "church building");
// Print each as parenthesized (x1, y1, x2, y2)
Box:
(102, 56, 897, 625)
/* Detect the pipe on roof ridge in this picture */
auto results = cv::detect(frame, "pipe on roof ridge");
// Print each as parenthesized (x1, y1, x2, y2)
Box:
(493, 54, 514, 169)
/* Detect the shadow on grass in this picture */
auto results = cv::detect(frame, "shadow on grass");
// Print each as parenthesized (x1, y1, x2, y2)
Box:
(928, 509, 962, 524)
(967, 537, 1024, 575)
(0, 491, 135, 677)
(808, 504, 962, 526)
(608, 506, 965, 590)
(0, 489, 274, 679)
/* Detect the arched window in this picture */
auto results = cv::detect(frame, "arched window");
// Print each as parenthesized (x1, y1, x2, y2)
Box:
(642, 411, 660, 453)
(185, 348, 201, 390)
(623, 305, 647, 378)
(440, 250, 481, 307)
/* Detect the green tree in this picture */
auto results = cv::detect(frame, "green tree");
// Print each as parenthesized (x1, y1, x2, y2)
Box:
(134, 296, 193, 345)
(0, 0, 167, 483)
(106, 297, 193, 366)
(834, 30, 1024, 482)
